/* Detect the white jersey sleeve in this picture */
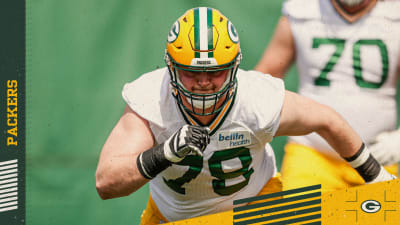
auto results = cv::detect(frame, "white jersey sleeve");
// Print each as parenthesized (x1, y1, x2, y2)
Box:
(283, 0, 400, 20)
(370, 1, 400, 21)
(282, 0, 321, 19)
(122, 68, 170, 128)
(236, 70, 285, 142)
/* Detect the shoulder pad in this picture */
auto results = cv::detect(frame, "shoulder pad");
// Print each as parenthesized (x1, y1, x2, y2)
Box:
(122, 68, 168, 127)
(370, 1, 400, 20)
(282, 0, 321, 20)
(236, 70, 285, 140)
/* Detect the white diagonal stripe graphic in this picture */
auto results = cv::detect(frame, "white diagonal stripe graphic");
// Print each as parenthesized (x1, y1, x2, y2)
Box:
(0, 192, 17, 198)
(0, 201, 17, 208)
(0, 173, 17, 180)
(0, 169, 17, 175)
(0, 182, 17, 189)
(199, 7, 208, 58)
(0, 178, 17, 185)
(0, 164, 17, 171)
(0, 196, 17, 203)
(0, 187, 17, 194)
(0, 160, 18, 214)
(0, 206, 17, 212)
(0, 160, 17, 166)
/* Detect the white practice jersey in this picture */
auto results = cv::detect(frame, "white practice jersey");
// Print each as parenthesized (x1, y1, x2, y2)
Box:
(283, 0, 400, 157)
(122, 68, 285, 221)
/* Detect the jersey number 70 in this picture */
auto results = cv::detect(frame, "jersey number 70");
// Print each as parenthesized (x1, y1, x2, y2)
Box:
(313, 38, 389, 89)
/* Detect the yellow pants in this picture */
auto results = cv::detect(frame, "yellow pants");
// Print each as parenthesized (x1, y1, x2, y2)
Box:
(139, 174, 283, 224)
(281, 143, 398, 193)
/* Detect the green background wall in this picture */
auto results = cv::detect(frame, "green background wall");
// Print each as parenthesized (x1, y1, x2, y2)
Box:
(26, 1, 398, 225)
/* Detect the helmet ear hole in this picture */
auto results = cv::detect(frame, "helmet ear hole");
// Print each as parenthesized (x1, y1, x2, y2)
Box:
(219, 17, 223, 22)
(183, 17, 187, 23)
(225, 46, 231, 49)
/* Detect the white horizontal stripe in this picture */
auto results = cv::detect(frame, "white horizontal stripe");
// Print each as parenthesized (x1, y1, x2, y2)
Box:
(0, 173, 17, 180)
(0, 205, 17, 212)
(0, 201, 17, 208)
(0, 160, 17, 166)
(0, 196, 17, 203)
(0, 164, 17, 171)
(0, 192, 17, 199)
(0, 169, 18, 175)
(0, 178, 17, 185)
(0, 182, 17, 189)
(0, 187, 17, 194)
(348, 148, 370, 168)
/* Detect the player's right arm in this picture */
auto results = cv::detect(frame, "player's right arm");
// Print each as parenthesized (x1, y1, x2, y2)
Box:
(95, 105, 155, 200)
(254, 16, 295, 78)
(95, 105, 210, 200)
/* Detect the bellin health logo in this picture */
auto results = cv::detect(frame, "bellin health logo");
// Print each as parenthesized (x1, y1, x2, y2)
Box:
(218, 131, 251, 148)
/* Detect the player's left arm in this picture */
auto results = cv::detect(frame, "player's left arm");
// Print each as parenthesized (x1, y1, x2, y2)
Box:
(275, 91, 360, 158)
(275, 90, 396, 183)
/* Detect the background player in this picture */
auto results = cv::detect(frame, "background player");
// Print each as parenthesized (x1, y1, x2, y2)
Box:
(96, 6, 395, 224)
(255, 0, 400, 192)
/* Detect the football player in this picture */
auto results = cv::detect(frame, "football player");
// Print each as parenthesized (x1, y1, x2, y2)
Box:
(96, 7, 395, 224)
(255, 0, 400, 192)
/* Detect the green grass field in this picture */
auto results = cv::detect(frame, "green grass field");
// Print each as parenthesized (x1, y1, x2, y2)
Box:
(27, 1, 287, 224)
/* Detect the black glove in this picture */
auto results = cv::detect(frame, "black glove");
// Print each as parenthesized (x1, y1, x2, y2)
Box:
(137, 125, 210, 179)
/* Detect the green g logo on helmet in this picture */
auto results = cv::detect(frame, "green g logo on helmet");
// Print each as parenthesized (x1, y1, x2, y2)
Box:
(227, 20, 239, 43)
(168, 21, 180, 43)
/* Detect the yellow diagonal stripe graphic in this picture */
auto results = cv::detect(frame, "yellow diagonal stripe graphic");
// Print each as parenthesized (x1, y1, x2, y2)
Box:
(164, 180, 400, 224)
(233, 186, 321, 225)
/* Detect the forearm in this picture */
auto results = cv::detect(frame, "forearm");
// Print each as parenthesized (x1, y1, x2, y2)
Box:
(316, 108, 395, 183)
(96, 142, 173, 199)
(315, 108, 362, 158)
(276, 91, 362, 155)
(96, 124, 210, 200)
(96, 106, 155, 200)
(277, 91, 395, 183)
(95, 153, 149, 200)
